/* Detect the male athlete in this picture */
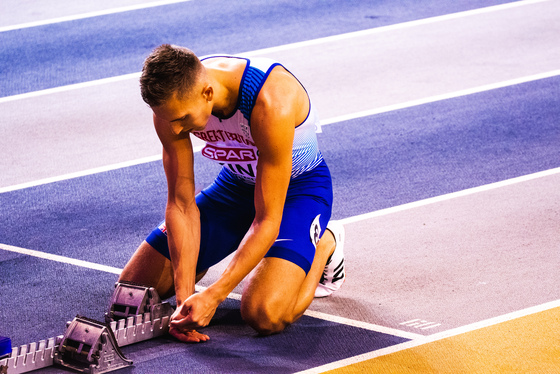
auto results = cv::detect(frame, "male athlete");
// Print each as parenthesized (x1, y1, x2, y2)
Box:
(118, 44, 345, 342)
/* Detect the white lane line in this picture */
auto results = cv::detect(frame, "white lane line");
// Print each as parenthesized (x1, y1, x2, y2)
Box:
(0, 242, 122, 274)
(0, 0, 551, 103)
(0, 153, 164, 194)
(2, 69, 559, 195)
(0, 242, 419, 340)
(295, 298, 560, 374)
(196, 287, 420, 340)
(339, 166, 560, 226)
(0, 0, 195, 33)
(321, 69, 560, 126)
(240, 0, 551, 58)
(303, 310, 423, 340)
(0, 73, 141, 104)
(1, 0, 544, 34)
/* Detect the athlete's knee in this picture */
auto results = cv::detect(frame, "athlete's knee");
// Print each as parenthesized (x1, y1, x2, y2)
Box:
(240, 297, 290, 335)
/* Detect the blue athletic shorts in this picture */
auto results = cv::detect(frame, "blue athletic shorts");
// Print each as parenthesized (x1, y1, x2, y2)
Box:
(146, 160, 333, 274)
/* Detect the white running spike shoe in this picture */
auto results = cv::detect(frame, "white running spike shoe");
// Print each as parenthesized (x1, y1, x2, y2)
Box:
(315, 221, 346, 298)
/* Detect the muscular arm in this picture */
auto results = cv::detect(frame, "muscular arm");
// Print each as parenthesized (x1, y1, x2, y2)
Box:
(153, 114, 200, 305)
(205, 68, 302, 304)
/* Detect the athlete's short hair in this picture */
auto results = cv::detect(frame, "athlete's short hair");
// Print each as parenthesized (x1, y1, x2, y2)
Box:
(140, 44, 203, 107)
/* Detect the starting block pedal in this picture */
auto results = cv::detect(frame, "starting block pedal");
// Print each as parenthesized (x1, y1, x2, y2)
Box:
(54, 316, 132, 374)
(105, 281, 175, 347)
(105, 281, 174, 324)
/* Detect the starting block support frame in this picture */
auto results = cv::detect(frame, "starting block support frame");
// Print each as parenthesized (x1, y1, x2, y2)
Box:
(0, 283, 174, 374)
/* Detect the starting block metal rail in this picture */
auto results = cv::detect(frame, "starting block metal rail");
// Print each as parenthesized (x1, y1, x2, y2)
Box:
(0, 336, 62, 374)
(0, 283, 174, 374)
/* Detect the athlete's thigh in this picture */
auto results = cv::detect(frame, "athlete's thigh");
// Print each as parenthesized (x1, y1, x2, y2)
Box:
(264, 163, 333, 274)
(242, 256, 307, 316)
(119, 240, 174, 298)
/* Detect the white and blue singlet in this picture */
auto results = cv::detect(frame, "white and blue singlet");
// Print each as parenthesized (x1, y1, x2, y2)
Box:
(146, 56, 333, 274)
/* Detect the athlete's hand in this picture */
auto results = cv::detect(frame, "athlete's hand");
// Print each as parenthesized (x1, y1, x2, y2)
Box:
(170, 291, 218, 333)
(168, 292, 213, 343)
(168, 326, 209, 343)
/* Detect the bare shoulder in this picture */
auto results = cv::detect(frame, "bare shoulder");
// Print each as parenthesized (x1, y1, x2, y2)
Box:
(202, 56, 247, 73)
(254, 66, 309, 125)
(264, 65, 304, 97)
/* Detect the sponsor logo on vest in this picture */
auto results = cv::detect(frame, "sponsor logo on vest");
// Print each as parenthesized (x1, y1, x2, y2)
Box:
(201, 145, 257, 162)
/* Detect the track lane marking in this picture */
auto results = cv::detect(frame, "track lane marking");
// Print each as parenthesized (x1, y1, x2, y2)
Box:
(0, 153, 164, 193)
(320, 69, 560, 127)
(339, 167, 560, 225)
(0, 0, 552, 103)
(303, 310, 422, 340)
(239, 0, 551, 57)
(295, 299, 560, 374)
(0, 242, 122, 274)
(1, 69, 559, 194)
(1, 0, 545, 33)
(0, 73, 141, 104)
(0, 0, 195, 33)
(0, 242, 419, 341)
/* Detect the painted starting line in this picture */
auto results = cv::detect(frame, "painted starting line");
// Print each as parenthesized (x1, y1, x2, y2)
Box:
(0, 241, 420, 341)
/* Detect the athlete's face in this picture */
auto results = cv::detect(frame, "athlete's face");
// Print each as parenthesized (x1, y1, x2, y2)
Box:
(152, 84, 213, 135)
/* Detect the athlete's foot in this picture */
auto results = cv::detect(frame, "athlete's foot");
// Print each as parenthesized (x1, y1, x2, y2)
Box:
(315, 221, 346, 298)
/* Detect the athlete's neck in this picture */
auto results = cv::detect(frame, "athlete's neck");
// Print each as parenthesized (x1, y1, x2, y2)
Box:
(206, 66, 241, 119)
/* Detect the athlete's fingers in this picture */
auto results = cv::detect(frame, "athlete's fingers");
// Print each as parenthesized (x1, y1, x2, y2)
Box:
(170, 316, 196, 328)
(170, 292, 216, 329)
(170, 301, 192, 323)
(169, 327, 210, 343)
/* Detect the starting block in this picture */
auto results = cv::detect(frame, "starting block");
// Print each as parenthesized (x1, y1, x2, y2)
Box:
(0, 283, 175, 374)
(105, 281, 174, 324)
(54, 316, 132, 374)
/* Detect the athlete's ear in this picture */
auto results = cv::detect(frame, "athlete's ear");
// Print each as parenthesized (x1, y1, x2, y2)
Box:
(202, 85, 213, 102)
